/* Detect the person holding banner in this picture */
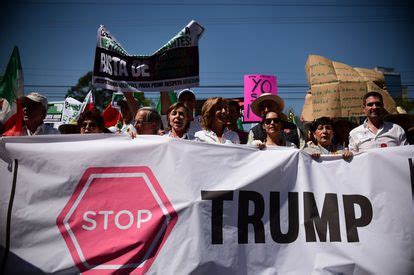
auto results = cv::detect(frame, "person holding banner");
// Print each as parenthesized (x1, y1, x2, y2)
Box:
(132, 107, 162, 135)
(247, 93, 300, 147)
(194, 97, 239, 144)
(78, 110, 109, 134)
(253, 111, 296, 148)
(165, 102, 192, 139)
(303, 117, 353, 159)
(349, 92, 408, 152)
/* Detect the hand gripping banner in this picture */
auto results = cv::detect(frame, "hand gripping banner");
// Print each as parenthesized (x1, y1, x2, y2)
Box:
(0, 136, 413, 274)
(92, 20, 204, 92)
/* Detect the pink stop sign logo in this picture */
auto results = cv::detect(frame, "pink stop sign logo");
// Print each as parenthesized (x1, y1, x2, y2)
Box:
(56, 166, 177, 274)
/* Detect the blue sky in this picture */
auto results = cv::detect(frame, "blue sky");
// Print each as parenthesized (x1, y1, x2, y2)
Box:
(1, 0, 413, 114)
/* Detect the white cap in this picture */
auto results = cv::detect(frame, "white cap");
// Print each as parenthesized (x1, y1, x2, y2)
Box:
(21, 92, 48, 110)
(177, 89, 195, 101)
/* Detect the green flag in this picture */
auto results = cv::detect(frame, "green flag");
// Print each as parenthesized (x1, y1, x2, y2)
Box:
(0, 46, 24, 104)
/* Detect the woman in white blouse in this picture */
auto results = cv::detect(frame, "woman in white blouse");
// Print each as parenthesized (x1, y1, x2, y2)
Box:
(195, 97, 240, 144)
(164, 102, 192, 139)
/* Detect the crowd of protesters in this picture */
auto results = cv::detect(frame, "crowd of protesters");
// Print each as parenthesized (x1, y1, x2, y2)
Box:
(0, 89, 412, 157)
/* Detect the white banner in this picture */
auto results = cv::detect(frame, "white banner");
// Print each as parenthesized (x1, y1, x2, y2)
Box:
(0, 135, 413, 274)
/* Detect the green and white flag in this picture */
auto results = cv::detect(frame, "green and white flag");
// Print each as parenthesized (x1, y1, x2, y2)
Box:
(0, 46, 24, 124)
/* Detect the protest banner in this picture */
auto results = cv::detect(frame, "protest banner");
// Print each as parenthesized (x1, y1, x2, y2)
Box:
(92, 21, 204, 93)
(243, 75, 277, 122)
(44, 101, 64, 124)
(0, 136, 413, 274)
(302, 55, 397, 121)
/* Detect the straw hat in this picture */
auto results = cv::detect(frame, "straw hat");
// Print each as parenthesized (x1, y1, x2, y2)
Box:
(251, 93, 285, 116)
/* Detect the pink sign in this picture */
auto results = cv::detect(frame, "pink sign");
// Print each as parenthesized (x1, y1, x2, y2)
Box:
(243, 75, 278, 122)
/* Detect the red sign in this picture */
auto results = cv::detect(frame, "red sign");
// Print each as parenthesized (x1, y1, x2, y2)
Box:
(56, 166, 177, 274)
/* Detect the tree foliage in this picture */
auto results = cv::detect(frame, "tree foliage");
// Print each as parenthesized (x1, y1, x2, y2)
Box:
(65, 71, 152, 111)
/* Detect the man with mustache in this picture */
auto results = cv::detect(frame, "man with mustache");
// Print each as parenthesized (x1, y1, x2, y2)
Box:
(349, 92, 408, 152)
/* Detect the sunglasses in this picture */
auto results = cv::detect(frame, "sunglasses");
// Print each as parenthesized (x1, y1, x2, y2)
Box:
(264, 118, 282, 125)
(81, 121, 97, 129)
(366, 102, 383, 107)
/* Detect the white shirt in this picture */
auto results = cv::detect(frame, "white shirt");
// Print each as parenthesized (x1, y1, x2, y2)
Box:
(23, 123, 60, 136)
(348, 120, 408, 152)
(187, 115, 202, 138)
(194, 128, 240, 144)
(164, 131, 192, 140)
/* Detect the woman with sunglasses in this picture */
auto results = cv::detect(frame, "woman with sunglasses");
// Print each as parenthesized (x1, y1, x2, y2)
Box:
(77, 110, 110, 134)
(253, 111, 296, 148)
(303, 117, 352, 159)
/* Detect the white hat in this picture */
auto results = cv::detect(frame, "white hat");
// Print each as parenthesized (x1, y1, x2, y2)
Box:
(251, 93, 285, 116)
(177, 89, 195, 101)
(21, 92, 48, 110)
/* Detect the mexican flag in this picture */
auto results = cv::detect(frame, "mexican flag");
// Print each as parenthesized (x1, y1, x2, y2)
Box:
(78, 90, 95, 114)
(102, 102, 121, 128)
(1, 46, 24, 136)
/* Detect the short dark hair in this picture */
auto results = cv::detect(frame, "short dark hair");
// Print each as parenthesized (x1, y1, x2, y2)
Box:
(77, 110, 105, 131)
(310, 117, 333, 132)
(228, 100, 240, 113)
(363, 92, 383, 105)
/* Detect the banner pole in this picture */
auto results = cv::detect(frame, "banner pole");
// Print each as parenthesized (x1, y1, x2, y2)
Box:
(0, 159, 19, 273)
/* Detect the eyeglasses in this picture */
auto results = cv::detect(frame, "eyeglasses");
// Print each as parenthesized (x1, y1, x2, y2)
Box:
(132, 120, 152, 127)
(366, 101, 383, 107)
(81, 121, 97, 129)
(264, 118, 282, 125)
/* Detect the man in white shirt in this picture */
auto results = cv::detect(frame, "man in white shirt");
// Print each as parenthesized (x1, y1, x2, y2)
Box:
(349, 92, 408, 152)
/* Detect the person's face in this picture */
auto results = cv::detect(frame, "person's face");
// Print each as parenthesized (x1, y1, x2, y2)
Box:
(228, 104, 240, 124)
(259, 100, 279, 116)
(80, 119, 102, 134)
(213, 102, 228, 127)
(169, 107, 188, 133)
(179, 93, 196, 112)
(134, 110, 156, 135)
(22, 100, 45, 126)
(313, 124, 334, 147)
(263, 112, 282, 135)
(363, 96, 384, 120)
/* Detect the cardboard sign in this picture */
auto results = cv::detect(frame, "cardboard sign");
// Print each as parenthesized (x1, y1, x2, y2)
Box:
(303, 55, 397, 121)
(243, 75, 277, 122)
